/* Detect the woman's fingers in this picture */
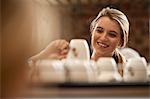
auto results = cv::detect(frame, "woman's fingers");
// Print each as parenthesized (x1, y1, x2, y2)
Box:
(60, 49, 69, 55)
(60, 40, 69, 50)
(48, 53, 60, 59)
(55, 40, 69, 56)
(29, 39, 70, 61)
(48, 53, 67, 60)
(47, 39, 69, 52)
(54, 40, 69, 51)
(59, 55, 67, 59)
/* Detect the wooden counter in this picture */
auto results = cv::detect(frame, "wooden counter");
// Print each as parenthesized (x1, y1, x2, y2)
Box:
(25, 82, 150, 98)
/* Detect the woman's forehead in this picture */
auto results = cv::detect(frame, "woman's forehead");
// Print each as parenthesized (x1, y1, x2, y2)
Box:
(95, 16, 121, 32)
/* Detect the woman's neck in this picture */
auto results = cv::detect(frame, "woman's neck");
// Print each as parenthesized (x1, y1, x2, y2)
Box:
(91, 51, 113, 61)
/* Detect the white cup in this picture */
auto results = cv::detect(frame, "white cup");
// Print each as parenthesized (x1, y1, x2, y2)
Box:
(97, 72, 115, 82)
(64, 59, 96, 83)
(67, 39, 90, 61)
(123, 57, 147, 82)
(147, 63, 150, 82)
(36, 60, 66, 83)
(96, 57, 118, 72)
(96, 57, 122, 82)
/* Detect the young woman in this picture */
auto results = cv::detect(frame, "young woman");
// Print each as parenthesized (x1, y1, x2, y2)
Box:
(29, 7, 129, 76)
(90, 7, 129, 62)
(90, 7, 129, 76)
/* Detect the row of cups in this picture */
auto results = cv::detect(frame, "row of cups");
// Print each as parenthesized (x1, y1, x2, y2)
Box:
(28, 39, 149, 83)
(29, 57, 150, 83)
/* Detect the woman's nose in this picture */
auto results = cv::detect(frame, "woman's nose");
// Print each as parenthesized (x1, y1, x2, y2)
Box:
(100, 32, 108, 41)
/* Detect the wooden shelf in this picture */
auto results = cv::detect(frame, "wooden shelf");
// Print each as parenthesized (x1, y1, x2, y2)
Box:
(25, 82, 150, 97)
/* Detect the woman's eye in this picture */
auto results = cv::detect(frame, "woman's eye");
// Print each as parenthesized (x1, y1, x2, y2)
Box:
(96, 29, 103, 33)
(108, 32, 117, 38)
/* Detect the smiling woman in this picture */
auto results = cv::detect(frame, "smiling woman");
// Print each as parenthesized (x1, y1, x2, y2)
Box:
(29, 7, 129, 77)
(90, 7, 129, 63)
(91, 16, 122, 59)
(90, 7, 129, 76)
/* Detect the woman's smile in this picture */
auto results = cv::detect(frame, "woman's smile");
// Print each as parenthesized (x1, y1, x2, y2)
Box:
(97, 41, 109, 48)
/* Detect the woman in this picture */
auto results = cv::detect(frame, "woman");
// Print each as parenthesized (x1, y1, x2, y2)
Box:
(29, 7, 129, 76)
(90, 7, 129, 76)
(90, 7, 129, 62)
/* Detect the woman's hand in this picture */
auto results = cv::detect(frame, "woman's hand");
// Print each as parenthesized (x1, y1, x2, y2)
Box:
(45, 39, 69, 59)
(29, 39, 69, 62)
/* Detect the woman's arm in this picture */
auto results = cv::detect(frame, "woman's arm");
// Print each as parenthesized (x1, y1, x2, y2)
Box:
(29, 39, 69, 62)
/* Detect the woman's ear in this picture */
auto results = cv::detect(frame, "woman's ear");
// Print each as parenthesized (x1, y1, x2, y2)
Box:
(90, 27, 94, 33)
(118, 39, 124, 48)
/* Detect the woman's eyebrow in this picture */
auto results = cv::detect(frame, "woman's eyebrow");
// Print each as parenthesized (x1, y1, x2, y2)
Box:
(109, 30, 119, 35)
(96, 26, 119, 35)
(96, 26, 103, 29)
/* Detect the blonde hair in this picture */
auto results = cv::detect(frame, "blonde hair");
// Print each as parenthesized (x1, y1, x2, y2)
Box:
(90, 7, 129, 69)
(90, 7, 129, 48)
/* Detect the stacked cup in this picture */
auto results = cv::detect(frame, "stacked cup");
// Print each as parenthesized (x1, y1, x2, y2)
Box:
(123, 57, 147, 82)
(96, 57, 122, 82)
(147, 63, 150, 82)
(66, 39, 90, 61)
(35, 60, 66, 83)
(65, 39, 96, 83)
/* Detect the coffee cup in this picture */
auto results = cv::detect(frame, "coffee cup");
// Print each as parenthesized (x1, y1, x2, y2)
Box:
(67, 39, 90, 60)
(36, 60, 66, 83)
(64, 59, 96, 83)
(123, 57, 147, 82)
(96, 57, 118, 72)
(96, 57, 122, 82)
(147, 63, 150, 82)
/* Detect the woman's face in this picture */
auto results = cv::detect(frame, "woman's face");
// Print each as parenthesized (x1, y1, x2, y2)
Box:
(91, 16, 122, 57)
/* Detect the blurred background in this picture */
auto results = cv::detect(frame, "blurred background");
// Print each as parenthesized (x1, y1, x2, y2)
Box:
(1, 0, 149, 98)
